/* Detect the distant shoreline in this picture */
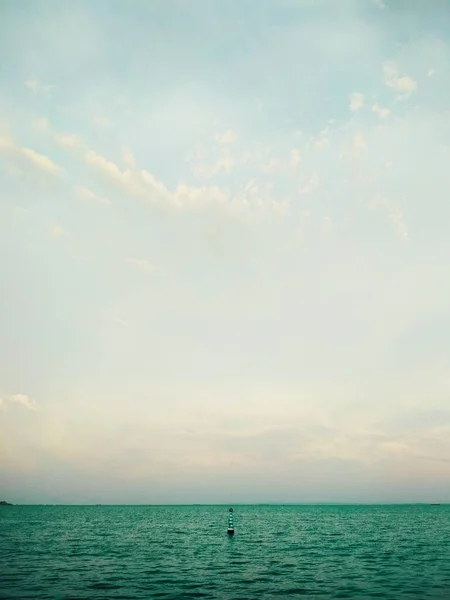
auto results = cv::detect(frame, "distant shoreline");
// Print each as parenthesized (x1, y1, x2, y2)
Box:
(4, 502, 448, 507)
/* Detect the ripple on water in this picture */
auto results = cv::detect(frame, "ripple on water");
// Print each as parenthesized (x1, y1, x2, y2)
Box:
(1, 505, 450, 599)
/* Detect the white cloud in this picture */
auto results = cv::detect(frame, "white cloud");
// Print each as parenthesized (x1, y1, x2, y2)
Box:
(25, 78, 40, 93)
(0, 134, 63, 176)
(93, 115, 112, 128)
(51, 126, 282, 217)
(263, 158, 282, 173)
(379, 442, 411, 455)
(314, 135, 330, 149)
(125, 258, 161, 274)
(112, 317, 129, 327)
(372, 0, 386, 8)
(389, 208, 408, 241)
(369, 196, 408, 242)
(25, 78, 54, 95)
(189, 140, 236, 178)
(215, 130, 237, 144)
(372, 103, 390, 118)
(84, 149, 124, 182)
(34, 118, 50, 132)
(21, 148, 63, 175)
(173, 182, 228, 211)
(1, 394, 38, 411)
(0, 136, 13, 150)
(214, 154, 234, 174)
(349, 92, 364, 111)
(354, 131, 366, 150)
(301, 173, 320, 195)
(51, 223, 69, 238)
(322, 216, 333, 235)
(123, 148, 136, 170)
(74, 185, 111, 205)
(54, 134, 83, 149)
(290, 148, 302, 167)
(193, 154, 235, 178)
(383, 61, 418, 95)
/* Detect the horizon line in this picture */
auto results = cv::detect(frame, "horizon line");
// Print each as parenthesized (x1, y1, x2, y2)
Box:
(3, 502, 448, 506)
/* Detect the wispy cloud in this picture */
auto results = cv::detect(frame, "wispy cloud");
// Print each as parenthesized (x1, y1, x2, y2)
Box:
(191, 151, 235, 178)
(25, 78, 54, 96)
(349, 92, 365, 111)
(0, 135, 63, 176)
(34, 117, 50, 132)
(21, 148, 63, 175)
(74, 185, 110, 205)
(372, 103, 390, 118)
(92, 115, 112, 128)
(383, 61, 418, 95)
(369, 195, 409, 242)
(290, 148, 302, 168)
(51, 223, 69, 238)
(50, 124, 284, 217)
(124, 258, 161, 275)
(112, 317, 129, 327)
(215, 130, 237, 144)
(1, 394, 38, 411)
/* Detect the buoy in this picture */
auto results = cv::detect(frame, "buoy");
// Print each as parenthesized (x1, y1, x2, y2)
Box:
(227, 507, 234, 535)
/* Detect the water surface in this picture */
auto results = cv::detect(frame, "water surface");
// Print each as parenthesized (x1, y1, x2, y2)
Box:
(1, 504, 449, 599)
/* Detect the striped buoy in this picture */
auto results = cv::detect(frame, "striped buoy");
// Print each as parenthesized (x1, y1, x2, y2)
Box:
(227, 507, 234, 535)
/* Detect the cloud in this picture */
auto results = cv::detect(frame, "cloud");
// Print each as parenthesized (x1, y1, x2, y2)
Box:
(54, 134, 83, 149)
(290, 148, 302, 168)
(314, 133, 330, 149)
(0, 135, 63, 176)
(34, 118, 50, 132)
(25, 78, 54, 95)
(369, 196, 409, 242)
(372, 0, 386, 8)
(215, 130, 237, 144)
(51, 223, 69, 238)
(349, 92, 365, 111)
(389, 207, 408, 241)
(21, 148, 63, 175)
(74, 185, 111, 205)
(0, 136, 13, 150)
(213, 154, 234, 174)
(112, 317, 129, 327)
(84, 149, 125, 182)
(353, 131, 366, 150)
(301, 173, 320, 195)
(263, 158, 282, 173)
(125, 258, 161, 274)
(123, 148, 136, 170)
(383, 61, 418, 95)
(92, 115, 112, 128)
(372, 104, 390, 118)
(50, 126, 284, 218)
(322, 216, 333, 235)
(1, 394, 38, 411)
(192, 153, 235, 178)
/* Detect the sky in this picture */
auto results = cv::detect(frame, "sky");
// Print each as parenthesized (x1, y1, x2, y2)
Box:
(1, 0, 450, 505)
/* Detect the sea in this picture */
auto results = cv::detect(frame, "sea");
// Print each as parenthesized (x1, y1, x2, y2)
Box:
(1, 504, 449, 599)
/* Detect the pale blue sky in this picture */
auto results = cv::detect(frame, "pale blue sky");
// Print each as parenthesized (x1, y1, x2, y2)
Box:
(1, 0, 450, 504)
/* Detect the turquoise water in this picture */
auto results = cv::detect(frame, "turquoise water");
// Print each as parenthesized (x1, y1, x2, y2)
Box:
(1, 504, 449, 599)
